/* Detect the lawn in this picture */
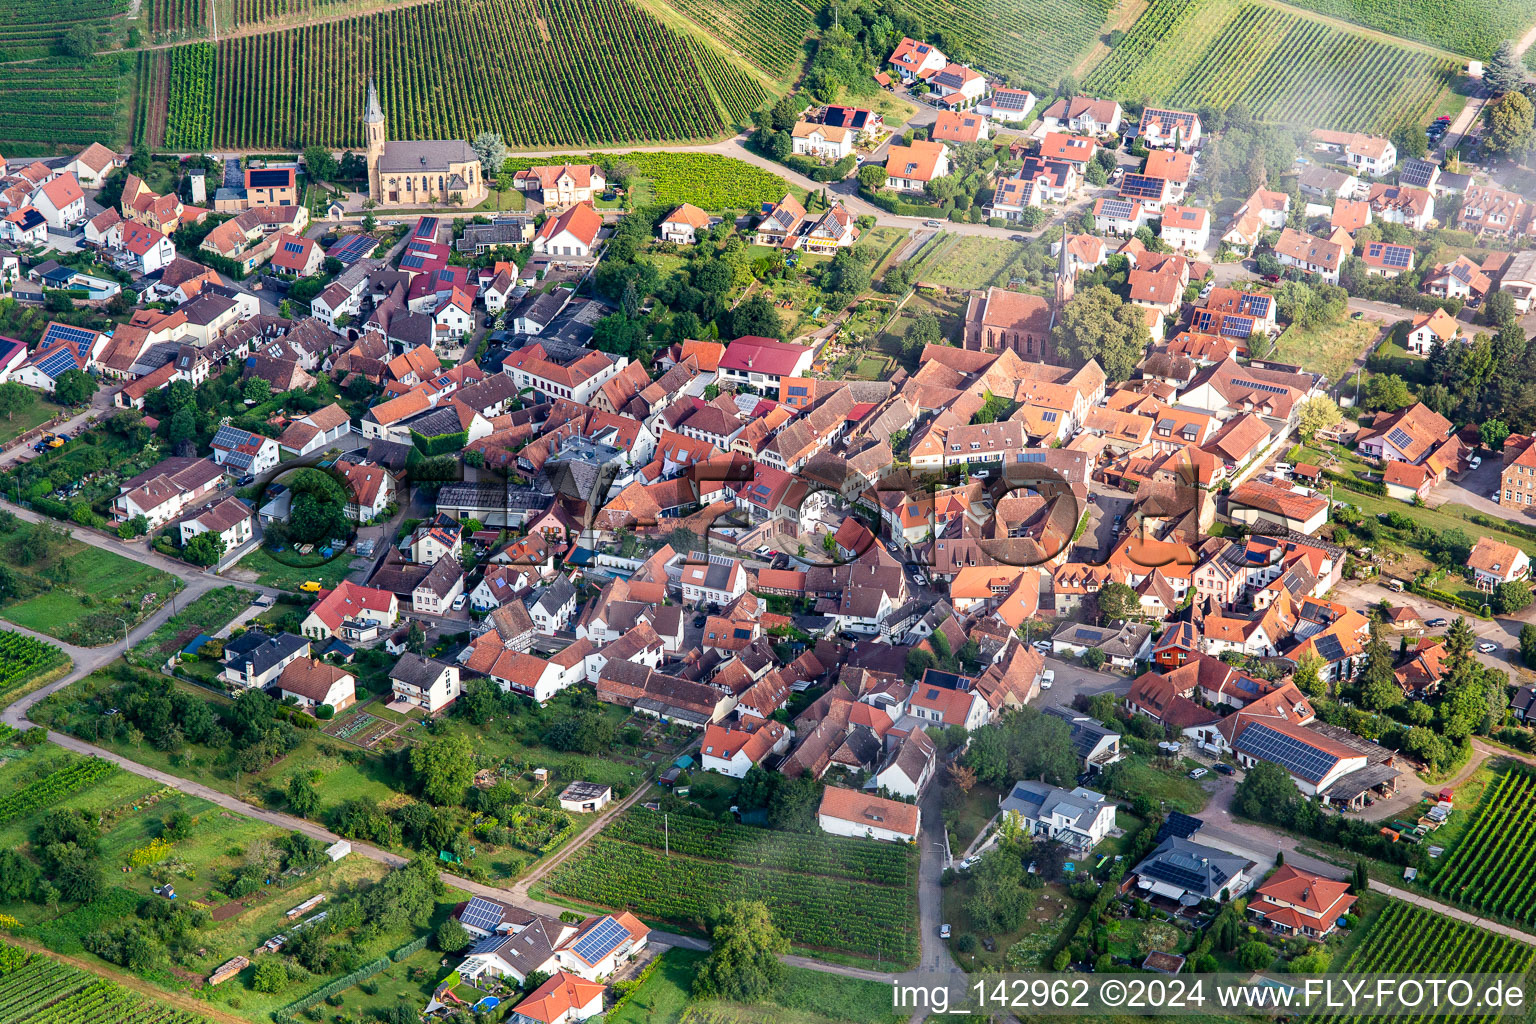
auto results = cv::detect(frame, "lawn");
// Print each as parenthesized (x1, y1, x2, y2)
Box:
(941, 877, 1085, 972)
(1272, 317, 1378, 385)
(916, 235, 1036, 290)
(941, 783, 1004, 854)
(234, 546, 367, 590)
(610, 949, 903, 1024)
(1103, 756, 1210, 815)
(1365, 338, 1423, 380)
(127, 585, 254, 667)
(0, 534, 182, 647)
(0, 399, 61, 446)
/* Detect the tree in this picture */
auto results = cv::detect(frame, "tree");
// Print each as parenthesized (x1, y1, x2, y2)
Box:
(693, 900, 787, 1002)
(1390, 124, 1429, 160)
(903, 312, 942, 356)
(728, 294, 785, 341)
(1292, 650, 1326, 697)
(1081, 647, 1106, 670)
(1494, 580, 1532, 615)
(1481, 418, 1511, 451)
(1084, 161, 1109, 187)
(182, 532, 225, 568)
(54, 369, 97, 407)
(1484, 91, 1535, 157)
(470, 132, 507, 176)
(1482, 291, 1518, 331)
(1297, 395, 1341, 441)
(1521, 623, 1536, 669)
(1237, 941, 1274, 970)
(252, 956, 288, 993)
(947, 761, 977, 792)
(1095, 581, 1139, 622)
(0, 382, 35, 422)
(286, 775, 320, 817)
(1233, 761, 1296, 821)
(1365, 373, 1415, 411)
(1051, 285, 1150, 382)
(964, 850, 1036, 932)
(436, 917, 471, 953)
(244, 376, 271, 403)
(1359, 623, 1402, 710)
(858, 162, 888, 191)
(768, 94, 799, 132)
(302, 146, 339, 182)
(162, 810, 194, 841)
(410, 733, 475, 804)
(60, 24, 96, 58)
(1485, 40, 1525, 97)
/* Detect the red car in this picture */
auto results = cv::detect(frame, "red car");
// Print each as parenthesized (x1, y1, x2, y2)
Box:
(1262, 273, 1280, 284)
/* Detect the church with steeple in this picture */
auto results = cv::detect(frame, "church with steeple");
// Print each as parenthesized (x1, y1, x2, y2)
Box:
(363, 80, 487, 208)
(960, 235, 1074, 360)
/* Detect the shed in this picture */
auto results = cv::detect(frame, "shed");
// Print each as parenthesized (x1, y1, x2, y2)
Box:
(324, 840, 351, 862)
(558, 781, 613, 813)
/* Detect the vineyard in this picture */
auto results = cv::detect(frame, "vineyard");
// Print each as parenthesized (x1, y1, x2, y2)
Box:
(1428, 766, 1536, 923)
(889, 0, 1116, 89)
(146, 0, 208, 38)
(1084, 0, 1458, 134)
(1274, 0, 1536, 61)
(0, 0, 128, 63)
(658, 0, 815, 77)
(233, 0, 355, 25)
(0, 944, 216, 1024)
(0, 756, 116, 827)
(0, 57, 130, 154)
(1336, 902, 1535, 1024)
(549, 811, 919, 965)
(165, 43, 216, 150)
(0, 631, 68, 691)
(154, 0, 767, 152)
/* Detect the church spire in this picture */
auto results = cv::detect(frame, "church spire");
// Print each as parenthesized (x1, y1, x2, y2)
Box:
(1054, 230, 1075, 310)
(364, 78, 383, 124)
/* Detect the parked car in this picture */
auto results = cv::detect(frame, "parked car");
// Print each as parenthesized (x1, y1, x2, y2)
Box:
(1032, 640, 1051, 652)
(1188, 767, 1208, 779)
(1040, 669, 1055, 689)
(1010, 234, 1027, 242)
(925, 219, 943, 228)
(1492, 491, 1502, 503)
(1262, 273, 1280, 284)
(1469, 456, 1482, 469)
(1213, 763, 1235, 776)
(298, 580, 322, 592)
(1478, 642, 1499, 654)
(940, 924, 951, 939)
(1426, 618, 1448, 628)
(452, 594, 467, 611)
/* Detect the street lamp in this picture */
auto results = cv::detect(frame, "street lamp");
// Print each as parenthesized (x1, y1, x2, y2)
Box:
(116, 617, 129, 651)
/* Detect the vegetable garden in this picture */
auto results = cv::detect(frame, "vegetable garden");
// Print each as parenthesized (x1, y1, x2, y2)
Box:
(0, 0, 128, 64)
(1273, 0, 1536, 62)
(0, 57, 130, 153)
(1336, 902, 1535, 1024)
(658, 0, 815, 78)
(549, 810, 919, 965)
(1428, 766, 1536, 923)
(0, 945, 216, 1024)
(1084, 0, 1458, 134)
(165, 0, 766, 151)
(890, 0, 1116, 89)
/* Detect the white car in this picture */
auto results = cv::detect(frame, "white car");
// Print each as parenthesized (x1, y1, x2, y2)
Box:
(1040, 669, 1055, 689)
(925, 219, 943, 228)
(1469, 456, 1483, 469)
(1189, 767, 1208, 779)
(1273, 462, 1293, 475)
(940, 924, 952, 939)
(1492, 492, 1502, 504)
(452, 594, 467, 611)
(1478, 642, 1498, 654)
(1032, 640, 1051, 652)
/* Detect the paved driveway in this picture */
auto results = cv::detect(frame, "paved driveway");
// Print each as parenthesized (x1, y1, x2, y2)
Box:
(1430, 457, 1511, 519)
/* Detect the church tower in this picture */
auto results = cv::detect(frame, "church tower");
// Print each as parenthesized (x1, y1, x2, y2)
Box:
(364, 79, 385, 201)
(1054, 232, 1075, 310)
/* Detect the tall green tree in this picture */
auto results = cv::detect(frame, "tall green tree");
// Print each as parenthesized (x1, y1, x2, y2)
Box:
(1484, 91, 1535, 156)
(1051, 285, 1150, 383)
(409, 733, 475, 805)
(693, 901, 788, 1002)
(1485, 40, 1525, 96)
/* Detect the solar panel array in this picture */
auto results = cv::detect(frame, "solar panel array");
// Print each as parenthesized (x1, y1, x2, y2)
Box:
(248, 169, 291, 188)
(42, 323, 98, 352)
(459, 897, 505, 934)
(33, 345, 78, 380)
(1232, 377, 1287, 395)
(401, 254, 426, 270)
(1155, 811, 1204, 841)
(992, 90, 1032, 111)
(1398, 159, 1436, 189)
(1314, 633, 1346, 662)
(212, 424, 254, 450)
(1219, 315, 1255, 339)
(1236, 722, 1338, 782)
(413, 216, 439, 241)
(282, 239, 306, 254)
(1097, 198, 1136, 220)
(1015, 452, 1046, 462)
(468, 933, 507, 955)
(1119, 174, 1168, 200)
(1369, 243, 1413, 268)
(328, 235, 376, 265)
(1144, 851, 1214, 891)
(570, 916, 628, 964)
(1386, 427, 1414, 449)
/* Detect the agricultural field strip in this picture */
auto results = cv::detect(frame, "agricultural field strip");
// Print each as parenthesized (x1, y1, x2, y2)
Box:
(173, 0, 763, 151)
(1084, 0, 1456, 134)
(1268, 0, 1536, 60)
(1334, 902, 1536, 1024)
(887, 0, 1116, 88)
(1429, 767, 1536, 923)
(0, 59, 128, 150)
(0, 757, 116, 826)
(0, 948, 217, 1024)
(653, 0, 815, 77)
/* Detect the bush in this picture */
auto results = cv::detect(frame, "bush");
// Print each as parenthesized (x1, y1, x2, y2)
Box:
(316, 704, 335, 720)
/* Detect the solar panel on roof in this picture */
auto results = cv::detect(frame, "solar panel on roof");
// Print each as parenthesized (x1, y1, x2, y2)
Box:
(570, 916, 629, 964)
(1314, 633, 1346, 662)
(282, 240, 305, 254)
(248, 169, 291, 188)
(459, 897, 505, 933)
(1377, 245, 1412, 268)
(1386, 427, 1414, 449)
(1120, 174, 1168, 200)
(35, 347, 77, 379)
(1232, 378, 1287, 395)
(42, 323, 98, 349)
(414, 216, 439, 240)
(1237, 722, 1339, 782)
(467, 933, 506, 956)
(1399, 160, 1436, 188)
(401, 254, 425, 270)
(1098, 198, 1135, 220)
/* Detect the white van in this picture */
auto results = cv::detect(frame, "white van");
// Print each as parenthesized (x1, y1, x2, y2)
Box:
(1387, 579, 1405, 593)
(1273, 462, 1293, 475)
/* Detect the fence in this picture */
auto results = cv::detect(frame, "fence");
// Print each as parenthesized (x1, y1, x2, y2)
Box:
(271, 934, 432, 1023)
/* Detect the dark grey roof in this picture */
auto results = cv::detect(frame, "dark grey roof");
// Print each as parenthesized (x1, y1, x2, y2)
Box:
(181, 292, 238, 326)
(1133, 837, 1252, 899)
(514, 289, 568, 328)
(378, 140, 478, 173)
(406, 406, 467, 440)
(456, 220, 532, 252)
(531, 577, 576, 616)
(224, 631, 309, 677)
(1042, 705, 1121, 761)
(390, 653, 451, 687)
(365, 439, 414, 473)
(387, 311, 434, 348)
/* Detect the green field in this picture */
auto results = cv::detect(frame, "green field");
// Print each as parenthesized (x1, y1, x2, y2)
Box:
(610, 948, 904, 1024)
(0, 945, 216, 1024)
(502, 152, 794, 211)
(159, 0, 767, 152)
(0, 532, 181, 648)
(1085, 0, 1459, 134)
(0, 0, 129, 63)
(655, 0, 815, 77)
(916, 235, 1039, 290)
(891, 0, 1116, 88)
(234, 547, 365, 591)
(1271, 318, 1378, 385)
(548, 808, 920, 967)
(0, 402, 61, 449)
(1274, 0, 1536, 60)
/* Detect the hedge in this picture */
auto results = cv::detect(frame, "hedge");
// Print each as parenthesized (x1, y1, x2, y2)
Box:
(272, 934, 431, 1022)
(1323, 468, 1386, 497)
(857, 185, 945, 218)
(411, 429, 469, 457)
(1406, 581, 1489, 618)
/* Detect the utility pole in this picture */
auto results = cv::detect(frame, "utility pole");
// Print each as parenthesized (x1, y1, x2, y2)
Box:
(664, 812, 669, 857)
